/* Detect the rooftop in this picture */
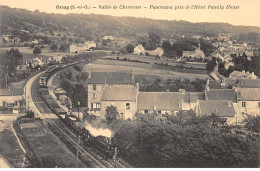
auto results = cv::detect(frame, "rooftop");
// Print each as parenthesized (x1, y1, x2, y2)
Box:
(236, 88, 260, 101)
(198, 100, 236, 117)
(85, 71, 135, 85)
(206, 89, 237, 102)
(137, 92, 181, 111)
(230, 79, 260, 88)
(101, 85, 138, 101)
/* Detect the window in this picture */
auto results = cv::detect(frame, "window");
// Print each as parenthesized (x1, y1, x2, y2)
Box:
(242, 102, 246, 107)
(126, 103, 130, 110)
(144, 110, 148, 114)
(258, 102, 260, 108)
(93, 84, 96, 90)
(93, 93, 97, 99)
(91, 103, 101, 110)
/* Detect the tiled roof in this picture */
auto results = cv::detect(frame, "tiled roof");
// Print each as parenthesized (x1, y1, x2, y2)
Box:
(237, 79, 260, 88)
(236, 88, 260, 101)
(198, 100, 236, 117)
(206, 89, 237, 102)
(182, 92, 205, 103)
(137, 92, 181, 111)
(101, 85, 137, 101)
(86, 72, 135, 84)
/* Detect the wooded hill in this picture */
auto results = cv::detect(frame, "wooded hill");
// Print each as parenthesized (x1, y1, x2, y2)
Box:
(1, 5, 260, 41)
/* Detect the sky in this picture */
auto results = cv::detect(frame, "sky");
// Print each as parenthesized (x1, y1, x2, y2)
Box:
(1, 0, 260, 27)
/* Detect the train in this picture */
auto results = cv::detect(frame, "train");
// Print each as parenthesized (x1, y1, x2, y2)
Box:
(38, 63, 116, 159)
(64, 115, 115, 158)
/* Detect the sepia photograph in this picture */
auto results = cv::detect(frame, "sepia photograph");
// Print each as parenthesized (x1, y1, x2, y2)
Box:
(0, 0, 259, 168)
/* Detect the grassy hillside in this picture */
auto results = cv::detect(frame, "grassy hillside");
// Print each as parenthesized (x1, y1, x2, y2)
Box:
(1, 5, 260, 41)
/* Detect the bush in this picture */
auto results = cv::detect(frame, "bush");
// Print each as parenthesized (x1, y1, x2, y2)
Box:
(26, 110, 35, 118)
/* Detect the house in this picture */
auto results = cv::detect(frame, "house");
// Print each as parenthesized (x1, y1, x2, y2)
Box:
(196, 100, 237, 124)
(69, 44, 86, 53)
(137, 92, 181, 115)
(179, 89, 205, 111)
(224, 62, 234, 70)
(235, 88, 260, 116)
(32, 39, 38, 45)
(182, 47, 205, 59)
(100, 85, 139, 120)
(133, 44, 146, 55)
(103, 36, 114, 40)
(153, 47, 164, 57)
(245, 50, 254, 57)
(84, 41, 96, 50)
(205, 89, 237, 103)
(86, 71, 135, 117)
(54, 54, 63, 63)
(229, 70, 258, 79)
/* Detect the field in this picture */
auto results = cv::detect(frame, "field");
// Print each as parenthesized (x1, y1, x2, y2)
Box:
(84, 58, 211, 81)
(15, 118, 85, 168)
(0, 115, 27, 168)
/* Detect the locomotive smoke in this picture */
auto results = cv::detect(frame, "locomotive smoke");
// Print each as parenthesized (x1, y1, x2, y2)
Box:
(84, 122, 113, 138)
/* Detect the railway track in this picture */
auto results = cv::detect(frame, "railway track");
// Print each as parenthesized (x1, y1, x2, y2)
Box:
(31, 76, 114, 168)
(29, 65, 132, 168)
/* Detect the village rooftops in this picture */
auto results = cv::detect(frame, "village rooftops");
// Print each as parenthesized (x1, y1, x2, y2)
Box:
(206, 89, 237, 102)
(236, 88, 260, 101)
(229, 79, 260, 88)
(137, 92, 181, 111)
(101, 85, 138, 101)
(85, 71, 135, 85)
(198, 100, 236, 117)
(182, 92, 205, 103)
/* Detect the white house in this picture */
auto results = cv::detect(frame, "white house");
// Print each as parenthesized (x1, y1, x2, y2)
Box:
(229, 70, 258, 79)
(235, 88, 260, 117)
(133, 44, 146, 55)
(85, 41, 96, 50)
(69, 44, 87, 53)
(182, 47, 205, 59)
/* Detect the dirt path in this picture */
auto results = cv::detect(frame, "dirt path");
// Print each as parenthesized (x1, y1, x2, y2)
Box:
(0, 115, 27, 168)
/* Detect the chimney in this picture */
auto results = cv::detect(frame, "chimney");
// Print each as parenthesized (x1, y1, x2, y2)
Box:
(135, 82, 139, 90)
(131, 70, 135, 79)
(88, 69, 92, 78)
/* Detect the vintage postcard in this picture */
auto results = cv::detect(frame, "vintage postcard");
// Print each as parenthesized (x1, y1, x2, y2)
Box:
(0, 0, 259, 168)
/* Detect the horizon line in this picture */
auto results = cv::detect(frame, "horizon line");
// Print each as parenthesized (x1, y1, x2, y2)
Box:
(1, 5, 260, 28)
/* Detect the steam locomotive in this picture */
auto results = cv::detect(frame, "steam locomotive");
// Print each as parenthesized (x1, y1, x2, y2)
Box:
(64, 115, 115, 158)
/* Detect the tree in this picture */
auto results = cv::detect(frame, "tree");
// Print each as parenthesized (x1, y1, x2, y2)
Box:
(120, 48, 127, 54)
(59, 44, 66, 52)
(206, 57, 217, 72)
(244, 116, 260, 133)
(1, 48, 23, 76)
(162, 41, 171, 56)
(126, 44, 134, 53)
(50, 44, 58, 52)
(33, 46, 41, 55)
(148, 32, 161, 50)
(105, 105, 118, 124)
